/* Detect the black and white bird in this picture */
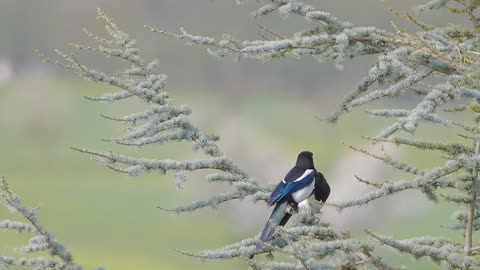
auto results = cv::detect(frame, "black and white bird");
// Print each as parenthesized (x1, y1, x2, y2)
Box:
(254, 151, 330, 254)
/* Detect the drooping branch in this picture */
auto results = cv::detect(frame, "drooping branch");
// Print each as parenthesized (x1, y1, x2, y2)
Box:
(0, 178, 83, 270)
(40, 9, 276, 215)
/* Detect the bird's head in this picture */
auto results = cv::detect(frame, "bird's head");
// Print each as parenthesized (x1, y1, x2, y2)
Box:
(296, 151, 315, 169)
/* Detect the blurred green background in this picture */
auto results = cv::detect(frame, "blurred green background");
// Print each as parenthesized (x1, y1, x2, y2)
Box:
(0, 1, 471, 269)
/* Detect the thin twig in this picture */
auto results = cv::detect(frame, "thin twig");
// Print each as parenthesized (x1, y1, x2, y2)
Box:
(354, 175, 381, 188)
(255, 22, 285, 40)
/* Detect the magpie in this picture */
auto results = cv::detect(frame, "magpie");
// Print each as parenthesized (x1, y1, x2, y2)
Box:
(252, 151, 330, 257)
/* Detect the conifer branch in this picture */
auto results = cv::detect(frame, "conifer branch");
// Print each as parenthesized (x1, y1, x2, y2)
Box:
(38, 9, 402, 269)
(0, 178, 83, 270)
(465, 138, 480, 254)
(368, 231, 480, 268)
(29, 1, 480, 269)
(41, 10, 273, 215)
(159, 0, 480, 131)
(332, 160, 462, 209)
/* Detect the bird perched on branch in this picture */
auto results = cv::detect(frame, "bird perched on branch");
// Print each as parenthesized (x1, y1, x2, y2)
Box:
(252, 151, 330, 256)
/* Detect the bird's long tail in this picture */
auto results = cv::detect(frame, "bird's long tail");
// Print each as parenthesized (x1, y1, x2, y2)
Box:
(251, 201, 292, 258)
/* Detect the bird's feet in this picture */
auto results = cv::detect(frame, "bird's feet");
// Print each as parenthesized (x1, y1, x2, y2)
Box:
(285, 203, 299, 215)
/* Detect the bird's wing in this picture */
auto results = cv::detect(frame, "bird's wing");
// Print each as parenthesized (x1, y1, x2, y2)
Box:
(314, 171, 330, 202)
(268, 180, 287, 206)
(267, 169, 315, 206)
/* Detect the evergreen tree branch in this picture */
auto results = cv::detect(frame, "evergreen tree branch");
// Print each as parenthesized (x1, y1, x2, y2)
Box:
(38, 9, 402, 269)
(0, 178, 83, 270)
(40, 10, 275, 215)
(368, 230, 480, 268)
(32, 1, 480, 268)
(368, 137, 472, 156)
(332, 160, 462, 209)
(158, 0, 480, 130)
(465, 138, 480, 254)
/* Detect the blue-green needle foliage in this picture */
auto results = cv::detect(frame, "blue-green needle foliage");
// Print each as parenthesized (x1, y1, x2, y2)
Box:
(37, 8, 397, 270)
(40, 9, 267, 214)
(0, 178, 84, 270)
(149, 0, 480, 269)
(24, 0, 480, 268)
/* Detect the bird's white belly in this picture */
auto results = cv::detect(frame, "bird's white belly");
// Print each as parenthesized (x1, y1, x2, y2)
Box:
(292, 181, 314, 203)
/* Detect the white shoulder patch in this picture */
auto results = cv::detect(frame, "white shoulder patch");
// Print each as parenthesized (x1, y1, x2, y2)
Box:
(292, 180, 315, 203)
(293, 169, 314, 182)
